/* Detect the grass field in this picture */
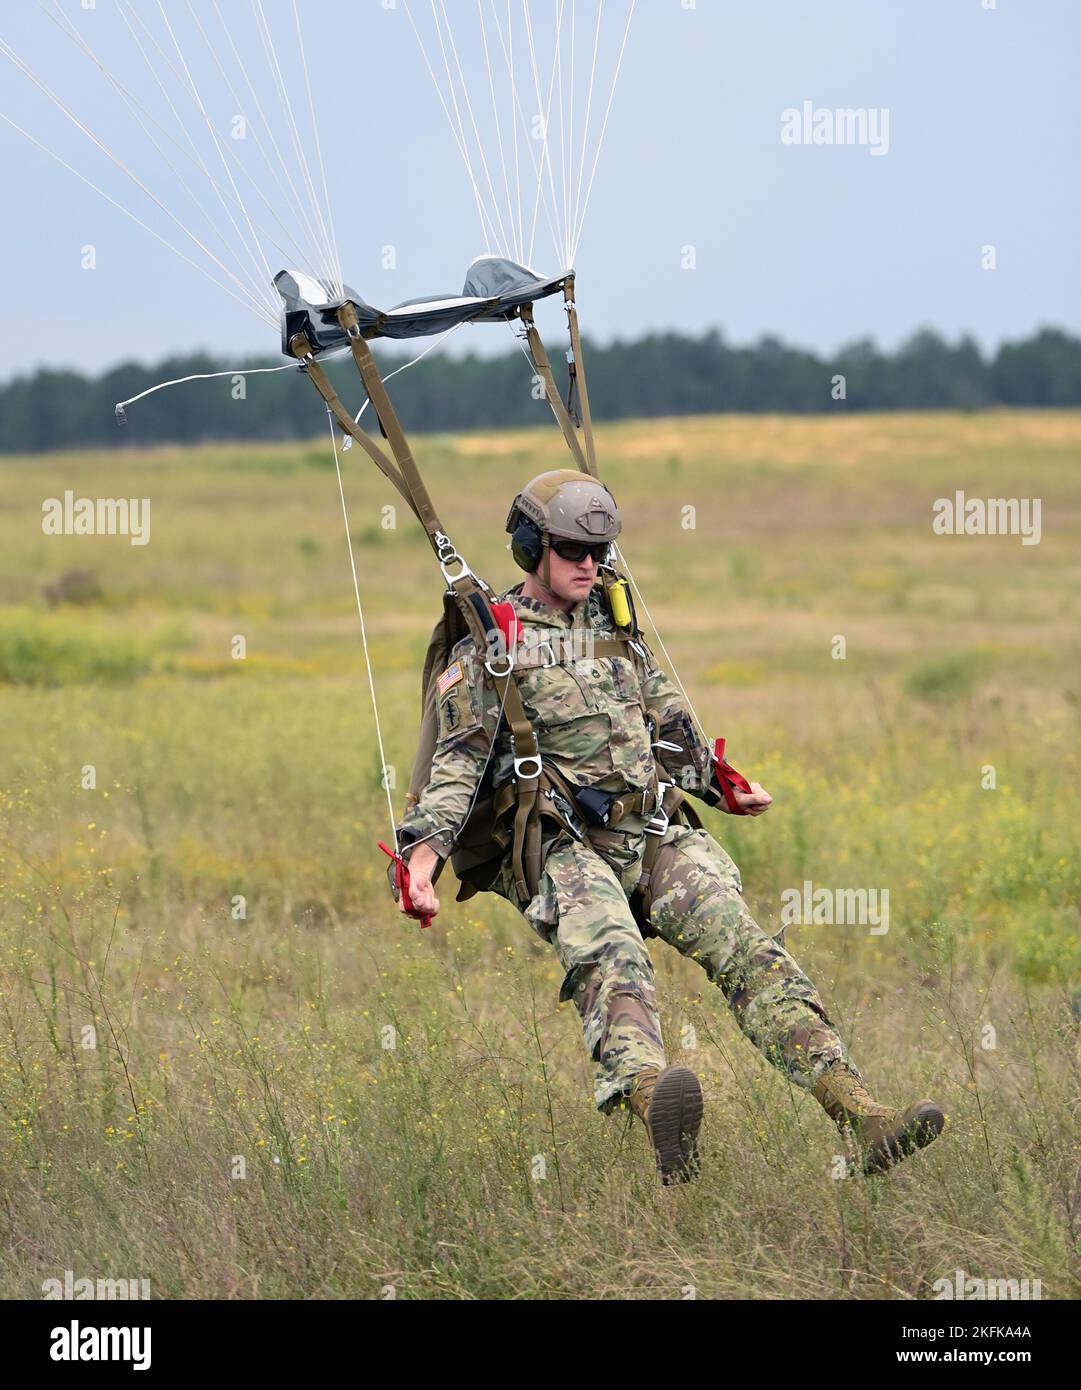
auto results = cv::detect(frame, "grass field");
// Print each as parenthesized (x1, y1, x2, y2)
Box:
(0, 409, 1078, 1300)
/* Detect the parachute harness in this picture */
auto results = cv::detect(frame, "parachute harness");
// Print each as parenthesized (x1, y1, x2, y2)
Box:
(289, 277, 750, 917)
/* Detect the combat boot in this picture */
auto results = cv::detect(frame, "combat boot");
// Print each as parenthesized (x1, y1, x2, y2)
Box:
(628, 1065, 703, 1185)
(813, 1061, 945, 1175)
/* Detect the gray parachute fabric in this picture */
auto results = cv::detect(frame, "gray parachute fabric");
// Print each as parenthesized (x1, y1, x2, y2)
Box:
(275, 255, 569, 356)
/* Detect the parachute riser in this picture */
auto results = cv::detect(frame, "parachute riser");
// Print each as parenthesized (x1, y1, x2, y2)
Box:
(288, 327, 421, 524)
(291, 309, 482, 595)
(517, 287, 598, 480)
(335, 302, 447, 550)
(563, 282, 598, 477)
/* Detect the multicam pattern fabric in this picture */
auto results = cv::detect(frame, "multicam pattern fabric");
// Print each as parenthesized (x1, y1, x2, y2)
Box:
(398, 581, 711, 857)
(398, 582, 856, 1111)
(492, 821, 853, 1111)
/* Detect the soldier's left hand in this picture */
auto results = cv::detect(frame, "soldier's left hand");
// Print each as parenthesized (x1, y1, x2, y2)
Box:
(730, 781, 773, 815)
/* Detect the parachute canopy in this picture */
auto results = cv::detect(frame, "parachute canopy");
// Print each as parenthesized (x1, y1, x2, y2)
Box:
(1, 3, 635, 349)
(275, 256, 570, 357)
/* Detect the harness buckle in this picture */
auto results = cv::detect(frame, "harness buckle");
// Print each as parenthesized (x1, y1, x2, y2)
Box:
(439, 551, 473, 585)
(485, 652, 515, 678)
(512, 730, 542, 781)
(513, 753, 543, 780)
(544, 788, 584, 840)
(645, 781, 673, 836)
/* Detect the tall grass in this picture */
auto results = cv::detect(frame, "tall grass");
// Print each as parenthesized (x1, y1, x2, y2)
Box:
(0, 411, 1078, 1298)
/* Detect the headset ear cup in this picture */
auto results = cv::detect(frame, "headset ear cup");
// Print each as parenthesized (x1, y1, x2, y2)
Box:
(510, 516, 543, 572)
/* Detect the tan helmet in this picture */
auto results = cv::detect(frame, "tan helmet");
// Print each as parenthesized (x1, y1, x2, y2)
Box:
(506, 469, 620, 576)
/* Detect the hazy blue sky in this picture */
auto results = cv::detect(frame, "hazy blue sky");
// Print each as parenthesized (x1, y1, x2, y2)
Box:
(0, 0, 1076, 377)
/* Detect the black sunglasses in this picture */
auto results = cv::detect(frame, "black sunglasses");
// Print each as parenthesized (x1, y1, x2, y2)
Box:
(550, 539, 611, 564)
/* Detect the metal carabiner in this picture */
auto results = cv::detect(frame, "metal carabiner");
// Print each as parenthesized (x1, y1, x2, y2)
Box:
(434, 530, 474, 586)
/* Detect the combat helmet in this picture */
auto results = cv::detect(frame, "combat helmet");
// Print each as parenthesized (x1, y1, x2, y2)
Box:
(506, 469, 621, 588)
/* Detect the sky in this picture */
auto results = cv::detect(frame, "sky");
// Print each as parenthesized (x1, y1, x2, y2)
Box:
(0, 0, 1076, 378)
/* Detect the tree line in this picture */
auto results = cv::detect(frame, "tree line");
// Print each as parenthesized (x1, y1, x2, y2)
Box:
(1, 323, 1078, 453)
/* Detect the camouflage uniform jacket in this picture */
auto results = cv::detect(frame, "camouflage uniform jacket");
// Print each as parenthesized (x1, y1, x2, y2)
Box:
(397, 581, 727, 865)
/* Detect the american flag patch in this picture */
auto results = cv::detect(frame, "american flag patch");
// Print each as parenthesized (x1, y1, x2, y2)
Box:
(437, 661, 464, 696)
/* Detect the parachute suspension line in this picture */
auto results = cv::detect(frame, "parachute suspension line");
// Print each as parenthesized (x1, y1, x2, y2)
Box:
(519, 0, 569, 269)
(409, 0, 568, 267)
(249, 0, 341, 297)
(571, 0, 636, 264)
(343, 320, 467, 443)
(39, 0, 280, 316)
(403, 0, 500, 255)
(506, 0, 524, 264)
(554, 0, 570, 266)
(476, 0, 520, 263)
(136, 15, 281, 317)
(291, 0, 342, 299)
(151, 0, 277, 313)
(206, 0, 340, 285)
(435, 0, 513, 260)
(484, 0, 563, 269)
(0, 107, 275, 328)
(565, 0, 576, 269)
(42, 0, 283, 311)
(571, 0, 605, 254)
(0, 35, 278, 326)
(327, 413, 400, 849)
(613, 543, 712, 752)
(243, 0, 333, 291)
(166, 0, 324, 277)
(114, 361, 296, 422)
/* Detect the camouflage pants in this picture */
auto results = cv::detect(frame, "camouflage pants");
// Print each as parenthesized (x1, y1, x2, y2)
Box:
(499, 822, 856, 1112)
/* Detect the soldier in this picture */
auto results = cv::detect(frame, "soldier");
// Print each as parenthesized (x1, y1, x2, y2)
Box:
(395, 470, 945, 1184)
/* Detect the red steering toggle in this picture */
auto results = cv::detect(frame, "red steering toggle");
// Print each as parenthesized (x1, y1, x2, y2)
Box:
(711, 738, 754, 815)
(378, 840, 432, 928)
(489, 601, 521, 652)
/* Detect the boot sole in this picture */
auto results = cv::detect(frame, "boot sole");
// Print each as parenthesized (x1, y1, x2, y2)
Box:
(863, 1100, 945, 1175)
(648, 1066, 703, 1185)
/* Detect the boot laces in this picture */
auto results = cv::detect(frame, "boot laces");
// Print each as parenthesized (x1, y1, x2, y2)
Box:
(627, 1067, 660, 1124)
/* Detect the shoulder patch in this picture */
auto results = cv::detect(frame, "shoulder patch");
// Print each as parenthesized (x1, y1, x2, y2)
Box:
(437, 661, 464, 696)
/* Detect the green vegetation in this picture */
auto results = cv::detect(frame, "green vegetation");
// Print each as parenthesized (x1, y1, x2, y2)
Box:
(0, 610, 188, 687)
(0, 410, 1078, 1298)
(2, 325, 1080, 452)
